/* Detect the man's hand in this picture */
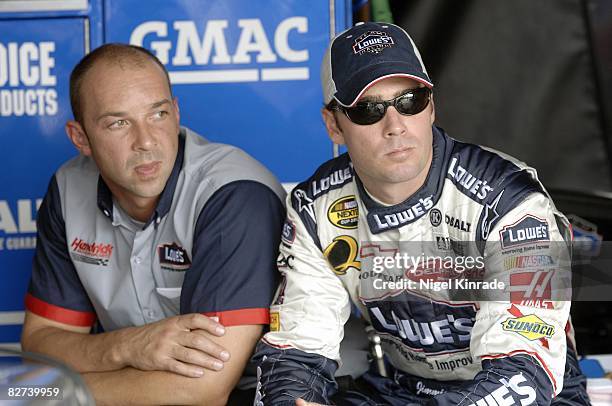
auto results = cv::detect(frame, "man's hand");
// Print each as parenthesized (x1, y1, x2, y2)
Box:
(120, 313, 230, 377)
(296, 399, 328, 406)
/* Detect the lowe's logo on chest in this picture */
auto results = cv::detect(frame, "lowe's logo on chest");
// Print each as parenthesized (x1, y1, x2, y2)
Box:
(158, 243, 191, 271)
(500, 215, 549, 249)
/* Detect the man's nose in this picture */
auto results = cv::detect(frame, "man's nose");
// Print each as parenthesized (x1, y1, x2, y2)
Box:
(382, 106, 407, 137)
(132, 122, 157, 150)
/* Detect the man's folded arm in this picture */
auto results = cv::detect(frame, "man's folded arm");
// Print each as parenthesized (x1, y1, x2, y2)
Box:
(82, 324, 262, 406)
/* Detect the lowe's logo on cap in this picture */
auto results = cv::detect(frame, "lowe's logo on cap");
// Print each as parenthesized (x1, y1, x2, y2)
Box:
(500, 214, 549, 249)
(353, 31, 395, 55)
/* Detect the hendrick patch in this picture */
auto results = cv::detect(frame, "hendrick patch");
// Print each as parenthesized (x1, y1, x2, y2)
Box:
(70, 237, 113, 266)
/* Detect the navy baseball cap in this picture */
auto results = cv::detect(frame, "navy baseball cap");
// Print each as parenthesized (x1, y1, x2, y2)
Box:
(321, 22, 433, 107)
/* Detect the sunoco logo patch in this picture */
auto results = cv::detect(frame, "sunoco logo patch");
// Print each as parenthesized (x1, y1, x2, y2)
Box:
(158, 242, 191, 271)
(327, 196, 358, 229)
(353, 30, 394, 55)
(501, 314, 555, 341)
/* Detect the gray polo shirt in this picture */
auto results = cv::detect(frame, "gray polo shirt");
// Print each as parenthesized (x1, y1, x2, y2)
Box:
(27, 127, 285, 331)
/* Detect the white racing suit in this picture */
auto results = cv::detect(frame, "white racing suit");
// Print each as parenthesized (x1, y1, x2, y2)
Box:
(254, 126, 589, 405)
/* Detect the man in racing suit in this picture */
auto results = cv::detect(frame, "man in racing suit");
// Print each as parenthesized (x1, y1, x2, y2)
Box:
(253, 22, 589, 405)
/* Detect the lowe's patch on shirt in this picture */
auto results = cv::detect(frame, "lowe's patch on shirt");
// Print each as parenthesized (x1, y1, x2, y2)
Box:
(158, 242, 191, 271)
(499, 214, 549, 249)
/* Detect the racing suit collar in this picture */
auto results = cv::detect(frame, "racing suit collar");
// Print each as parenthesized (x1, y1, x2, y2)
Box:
(357, 125, 452, 234)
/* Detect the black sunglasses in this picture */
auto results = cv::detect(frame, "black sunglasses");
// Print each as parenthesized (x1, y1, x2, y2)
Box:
(328, 87, 432, 125)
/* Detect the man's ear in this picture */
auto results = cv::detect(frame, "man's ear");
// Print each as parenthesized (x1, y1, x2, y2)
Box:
(429, 93, 435, 125)
(172, 96, 180, 123)
(65, 120, 92, 156)
(321, 108, 346, 145)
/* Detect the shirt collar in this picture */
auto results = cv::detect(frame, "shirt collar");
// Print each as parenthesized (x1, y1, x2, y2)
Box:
(97, 128, 186, 228)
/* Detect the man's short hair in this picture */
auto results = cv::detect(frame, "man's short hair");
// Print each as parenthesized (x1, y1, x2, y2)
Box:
(69, 43, 171, 124)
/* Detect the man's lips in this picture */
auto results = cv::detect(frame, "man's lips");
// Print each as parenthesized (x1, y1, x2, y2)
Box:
(386, 146, 413, 157)
(134, 161, 161, 176)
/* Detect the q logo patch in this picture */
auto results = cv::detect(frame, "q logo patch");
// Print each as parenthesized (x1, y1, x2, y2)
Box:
(323, 235, 360, 275)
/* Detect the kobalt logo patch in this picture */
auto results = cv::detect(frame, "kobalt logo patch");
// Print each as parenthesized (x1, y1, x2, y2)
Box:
(500, 214, 549, 249)
(429, 209, 442, 226)
(352, 30, 394, 54)
(327, 196, 358, 229)
(158, 242, 191, 271)
(70, 238, 113, 266)
(445, 214, 471, 232)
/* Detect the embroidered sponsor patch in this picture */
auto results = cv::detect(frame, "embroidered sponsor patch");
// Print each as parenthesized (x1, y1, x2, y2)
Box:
(293, 189, 315, 220)
(445, 214, 471, 232)
(429, 208, 442, 226)
(270, 312, 280, 332)
(501, 313, 555, 341)
(276, 253, 294, 270)
(509, 270, 554, 308)
(500, 214, 549, 249)
(281, 220, 296, 246)
(504, 255, 554, 270)
(158, 242, 191, 271)
(353, 30, 394, 55)
(327, 195, 358, 229)
(323, 235, 360, 275)
(70, 237, 113, 266)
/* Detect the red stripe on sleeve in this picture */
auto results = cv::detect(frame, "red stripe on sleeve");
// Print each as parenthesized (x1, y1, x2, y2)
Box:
(25, 293, 96, 327)
(203, 308, 269, 327)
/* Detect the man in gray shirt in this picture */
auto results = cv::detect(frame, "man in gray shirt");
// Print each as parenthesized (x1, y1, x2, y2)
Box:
(21, 43, 285, 405)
